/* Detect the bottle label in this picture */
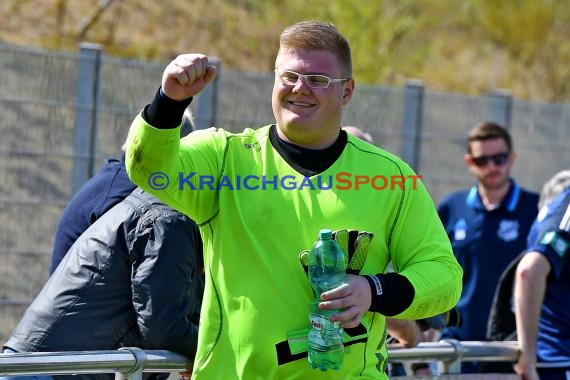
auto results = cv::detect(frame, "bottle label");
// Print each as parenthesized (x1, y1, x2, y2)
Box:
(310, 315, 341, 345)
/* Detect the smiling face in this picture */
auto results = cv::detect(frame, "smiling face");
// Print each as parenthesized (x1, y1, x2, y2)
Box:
(272, 47, 355, 149)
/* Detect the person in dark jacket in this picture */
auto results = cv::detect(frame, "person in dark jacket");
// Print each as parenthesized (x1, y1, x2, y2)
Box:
(49, 153, 136, 275)
(515, 170, 570, 380)
(49, 109, 195, 275)
(486, 170, 570, 379)
(438, 121, 538, 374)
(2, 188, 203, 380)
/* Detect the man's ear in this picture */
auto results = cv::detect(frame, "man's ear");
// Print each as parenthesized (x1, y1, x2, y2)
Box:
(341, 79, 355, 104)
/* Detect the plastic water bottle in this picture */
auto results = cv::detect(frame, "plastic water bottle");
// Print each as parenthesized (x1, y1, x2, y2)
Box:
(307, 229, 346, 371)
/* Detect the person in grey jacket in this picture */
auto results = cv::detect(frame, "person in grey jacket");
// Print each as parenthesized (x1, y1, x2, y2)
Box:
(49, 108, 196, 275)
(2, 188, 203, 380)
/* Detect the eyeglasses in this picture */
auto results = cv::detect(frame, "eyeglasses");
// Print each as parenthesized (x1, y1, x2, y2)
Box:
(275, 70, 349, 89)
(470, 152, 510, 167)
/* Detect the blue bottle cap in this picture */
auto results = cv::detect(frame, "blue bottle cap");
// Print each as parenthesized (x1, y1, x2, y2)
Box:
(318, 229, 333, 240)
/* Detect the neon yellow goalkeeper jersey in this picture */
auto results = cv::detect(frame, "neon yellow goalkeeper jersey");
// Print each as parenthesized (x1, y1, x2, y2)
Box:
(126, 117, 462, 380)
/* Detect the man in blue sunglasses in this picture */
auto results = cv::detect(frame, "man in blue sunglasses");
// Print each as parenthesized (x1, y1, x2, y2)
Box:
(437, 121, 539, 374)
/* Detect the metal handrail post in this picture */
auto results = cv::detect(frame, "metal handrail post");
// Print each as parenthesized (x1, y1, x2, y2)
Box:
(116, 347, 146, 380)
(438, 339, 465, 374)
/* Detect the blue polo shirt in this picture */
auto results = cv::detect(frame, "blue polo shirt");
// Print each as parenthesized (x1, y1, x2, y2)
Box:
(526, 187, 570, 364)
(438, 179, 538, 341)
(50, 154, 136, 274)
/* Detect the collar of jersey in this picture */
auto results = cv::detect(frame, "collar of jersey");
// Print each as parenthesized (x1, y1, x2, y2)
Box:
(466, 178, 520, 212)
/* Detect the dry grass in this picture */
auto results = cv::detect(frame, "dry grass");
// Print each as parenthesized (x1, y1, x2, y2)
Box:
(0, 0, 283, 71)
(2, 0, 570, 102)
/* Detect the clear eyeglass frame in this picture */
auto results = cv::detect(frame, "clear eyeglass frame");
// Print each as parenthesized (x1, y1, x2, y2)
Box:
(275, 69, 349, 89)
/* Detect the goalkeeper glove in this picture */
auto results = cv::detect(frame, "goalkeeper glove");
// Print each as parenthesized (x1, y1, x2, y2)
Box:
(299, 229, 374, 275)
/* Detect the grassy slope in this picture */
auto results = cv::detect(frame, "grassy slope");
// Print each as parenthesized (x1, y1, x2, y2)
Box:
(1, 0, 569, 102)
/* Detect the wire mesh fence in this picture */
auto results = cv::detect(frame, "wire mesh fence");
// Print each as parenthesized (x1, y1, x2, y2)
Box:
(0, 41, 568, 343)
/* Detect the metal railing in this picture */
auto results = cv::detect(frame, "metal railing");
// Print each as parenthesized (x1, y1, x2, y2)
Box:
(0, 347, 190, 380)
(389, 340, 520, 374)
(0, 341, 519, 379)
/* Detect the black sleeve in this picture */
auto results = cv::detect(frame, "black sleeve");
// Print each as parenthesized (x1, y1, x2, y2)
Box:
(131, 210, 203, 359)
(143, 87, 193, 130)
(364, 272, 415, 316)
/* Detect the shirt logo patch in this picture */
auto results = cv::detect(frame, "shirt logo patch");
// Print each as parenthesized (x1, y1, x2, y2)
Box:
(244, 142, 261, 151)
(453, 219, 467, 241)
(497, 220, 519, 242)
(540, 231, 570, 258)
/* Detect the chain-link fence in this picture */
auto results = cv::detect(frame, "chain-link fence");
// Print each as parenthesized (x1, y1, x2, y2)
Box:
(0, 42, 568, 342)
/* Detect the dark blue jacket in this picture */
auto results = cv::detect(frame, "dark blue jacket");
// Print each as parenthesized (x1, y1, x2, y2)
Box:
(50, 154, 136, 274)
(526, 188, 570, 363)
(4, 189, 203, 379)
(438, 180, 538, 342)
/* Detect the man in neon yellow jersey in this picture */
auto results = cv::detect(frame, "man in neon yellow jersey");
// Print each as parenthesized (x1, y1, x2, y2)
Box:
(125, 20, 462, 380)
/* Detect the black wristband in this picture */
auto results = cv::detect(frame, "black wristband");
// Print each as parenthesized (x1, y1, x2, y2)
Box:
(143, 87, 193, 130)
(364, 272, 415, 316)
